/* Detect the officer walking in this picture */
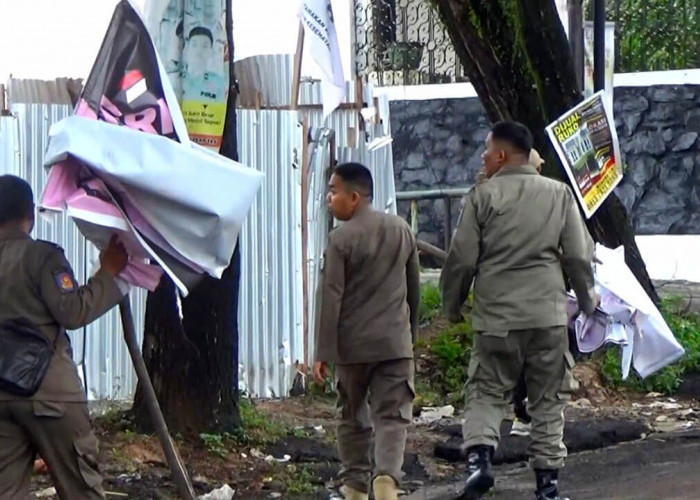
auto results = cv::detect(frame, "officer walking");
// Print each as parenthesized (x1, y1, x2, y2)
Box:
(440, 122, 597, 500)
(313, 163, 420, 500)
(0, 175, 129, 499)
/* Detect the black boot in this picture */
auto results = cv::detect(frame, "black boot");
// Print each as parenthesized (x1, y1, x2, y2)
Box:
(454, 445, 495, 500)
(535, 469, 569, 500)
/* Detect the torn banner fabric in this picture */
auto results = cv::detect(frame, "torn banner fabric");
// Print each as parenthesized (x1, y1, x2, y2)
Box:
(39, 0, 263, 294)
(42, 116, 263, 294)
(567, 245, 685, 379)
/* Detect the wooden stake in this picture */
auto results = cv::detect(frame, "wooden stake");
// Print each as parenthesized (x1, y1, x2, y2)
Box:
(291, 22, 305, 109)
(118, 299, 195, 500)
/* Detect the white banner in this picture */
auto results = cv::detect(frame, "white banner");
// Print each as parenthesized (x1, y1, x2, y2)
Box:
(299, 0, 345, 117)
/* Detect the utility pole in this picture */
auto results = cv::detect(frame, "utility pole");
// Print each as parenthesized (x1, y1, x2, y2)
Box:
(567, 0, 584, 90)
(593, 0, 606, 91)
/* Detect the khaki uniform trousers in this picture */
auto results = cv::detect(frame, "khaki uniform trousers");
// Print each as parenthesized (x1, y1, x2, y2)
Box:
(335, 358, 414, 493)
(0, 400, 105, 500)
(462, 327, 578, 470)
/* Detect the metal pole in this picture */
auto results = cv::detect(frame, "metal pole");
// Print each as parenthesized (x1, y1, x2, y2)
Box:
(417, 239, 447, 262)
(410, 200, 419, 235)
(443, 198, 452, 251)
(568, 0, 584, 89)
(593, 0, 606, 92)
(118, 299, 195, 500)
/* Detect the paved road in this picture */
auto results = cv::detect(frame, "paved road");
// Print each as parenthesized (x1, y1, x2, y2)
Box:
(405, 431, 700, 500)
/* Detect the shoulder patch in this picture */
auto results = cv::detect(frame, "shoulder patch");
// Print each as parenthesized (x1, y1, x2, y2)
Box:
(53, 270, 77, 293)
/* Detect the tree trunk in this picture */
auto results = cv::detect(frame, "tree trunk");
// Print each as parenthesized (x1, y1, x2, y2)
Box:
(132, 0, 242, 435)
(433, 0, 659, 303)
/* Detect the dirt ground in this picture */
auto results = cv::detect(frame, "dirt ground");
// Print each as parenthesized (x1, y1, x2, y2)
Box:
(27, 290, 700, 499)
(27, 386, 699, 499)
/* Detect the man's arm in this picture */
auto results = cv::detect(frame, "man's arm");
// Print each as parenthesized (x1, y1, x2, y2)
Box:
(405, 233, 421, 342)
(38, 248, 125, 330)
(440, 192, 480, 323)
(315, 233, 345, 363)
(560, 191, 597, 315)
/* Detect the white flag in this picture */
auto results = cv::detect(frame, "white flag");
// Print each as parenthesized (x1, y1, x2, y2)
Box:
(299, 0, 345, 117)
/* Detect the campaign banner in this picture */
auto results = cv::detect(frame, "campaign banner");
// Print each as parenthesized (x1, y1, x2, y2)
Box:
(75, 0, 189, 143)
(546, 91, 624, 219)
(299, 0, 346, 117)
(146, 0, 229, 150)
(40, 0, 263, 294)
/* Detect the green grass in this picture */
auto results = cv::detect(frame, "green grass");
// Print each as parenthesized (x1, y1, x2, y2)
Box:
(282, 464, 318, 495)
(419, 283, 442, 323)
(231, 398, 287, 445)
(428, 321, 474, 407)
(601, 296, 700, 394)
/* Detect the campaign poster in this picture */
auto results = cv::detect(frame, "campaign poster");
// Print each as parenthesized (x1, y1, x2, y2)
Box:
(147, 0, 229, 150)
(546, 91, 624, 219)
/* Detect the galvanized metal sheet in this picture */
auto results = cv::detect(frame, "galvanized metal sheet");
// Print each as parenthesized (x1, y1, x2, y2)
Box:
(1, 98, 397, 401)
(0, 103, 145, 401)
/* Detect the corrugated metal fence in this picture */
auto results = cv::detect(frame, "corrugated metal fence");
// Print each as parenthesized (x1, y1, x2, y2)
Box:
(0, 96, 397, 400)
(236, 110, 305, 398)
(0, 104, 145, 401)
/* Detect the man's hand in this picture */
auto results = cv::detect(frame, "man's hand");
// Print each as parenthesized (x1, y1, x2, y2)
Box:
(313, 361, 329, 387)
(100, 235, 128, 277)
(33, 459, 48, 475)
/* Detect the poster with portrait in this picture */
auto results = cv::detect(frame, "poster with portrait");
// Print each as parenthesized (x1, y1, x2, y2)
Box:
(546, 91, 624, 219)
(146, 0, 229, 150)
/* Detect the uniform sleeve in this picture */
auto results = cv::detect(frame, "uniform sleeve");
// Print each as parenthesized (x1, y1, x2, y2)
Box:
(559, 192, 597, 315)
(440, 192, 480, 323)
(405, 232, 421, 343)
(315, 233, 345, 362)
(39, 248, 125, 330)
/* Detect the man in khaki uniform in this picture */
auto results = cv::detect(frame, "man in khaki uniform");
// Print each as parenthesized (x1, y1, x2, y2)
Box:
(0, 175, 128, 500)
(313, 163, 420, 500)
(440, 123, 596, 500)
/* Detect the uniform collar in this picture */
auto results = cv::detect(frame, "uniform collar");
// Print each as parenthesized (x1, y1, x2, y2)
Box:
(353, 203, 373, 219)
(0, 225, 30, 241)
(492, 163, 539, 178)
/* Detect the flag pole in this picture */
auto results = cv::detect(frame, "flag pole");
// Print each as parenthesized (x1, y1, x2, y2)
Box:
(119, 298, 196, 500)
(291, 21, 305, 109)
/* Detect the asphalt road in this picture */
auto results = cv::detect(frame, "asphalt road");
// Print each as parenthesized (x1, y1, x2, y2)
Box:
(405, 430, 700, 500)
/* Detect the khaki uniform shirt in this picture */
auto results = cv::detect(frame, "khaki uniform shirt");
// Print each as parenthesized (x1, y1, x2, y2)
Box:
(441, 164, 596, 330)
(0, 227, 124, 401)
(316, 207, 420, 365)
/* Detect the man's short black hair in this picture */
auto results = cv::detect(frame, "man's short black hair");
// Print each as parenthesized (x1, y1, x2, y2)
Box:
(333, 163, 373, 199)
(491, 121, 533, 155)
(188, 26, 214, 45)
(0, 175, 34, 225)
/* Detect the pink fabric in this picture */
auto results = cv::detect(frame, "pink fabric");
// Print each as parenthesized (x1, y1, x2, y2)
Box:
(42, 163, 165, 291)
(41, 93, 191, 291)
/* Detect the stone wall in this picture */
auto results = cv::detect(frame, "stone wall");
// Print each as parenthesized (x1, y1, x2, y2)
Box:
(613, 86, 700, 234)
(390, 85, 700, 247)
(390, 99, 490, 248)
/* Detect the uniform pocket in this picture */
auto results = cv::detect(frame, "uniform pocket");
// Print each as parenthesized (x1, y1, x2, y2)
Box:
(467, 357, 480, 379)
(480, 330, 509, 338)
(398, 379, 416, 422)
(32, 401, 65, 418)
(557, 351, 579, 401)
(73, 433, 103, 492)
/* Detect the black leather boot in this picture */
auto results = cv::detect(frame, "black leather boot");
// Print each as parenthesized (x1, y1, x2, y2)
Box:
(454, 445, 495, 500)
(535, 468, 569, 500)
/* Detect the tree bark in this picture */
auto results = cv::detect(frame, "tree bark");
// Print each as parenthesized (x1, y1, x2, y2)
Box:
(132, 0, 242, 435)
(433, 0, 659, 303)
